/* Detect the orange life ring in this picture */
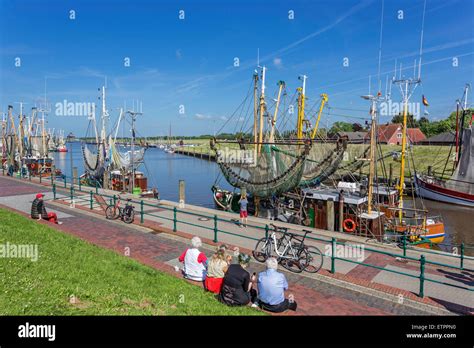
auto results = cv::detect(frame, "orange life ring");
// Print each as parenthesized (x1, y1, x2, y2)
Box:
(30, 163, 36, 169)
(343, 218, 356, 233)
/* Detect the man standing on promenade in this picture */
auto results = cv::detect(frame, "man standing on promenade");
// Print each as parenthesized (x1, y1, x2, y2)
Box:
(238, 194, 248, 228)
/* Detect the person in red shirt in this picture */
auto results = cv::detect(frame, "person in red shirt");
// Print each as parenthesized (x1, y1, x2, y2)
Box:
(178, 236, 207, 282)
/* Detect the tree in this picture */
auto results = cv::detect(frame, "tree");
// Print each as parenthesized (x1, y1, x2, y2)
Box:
(391, 113, 417, 127)
(329, 121, 354, 134)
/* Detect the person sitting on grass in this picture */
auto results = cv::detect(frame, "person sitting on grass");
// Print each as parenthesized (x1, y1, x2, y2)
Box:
(178, 236, 207, 282)
(256, 257, 297, 313)
(31, 193, 60, 224)
(218, 253, 257, 306)
(204, 244, 229, 294)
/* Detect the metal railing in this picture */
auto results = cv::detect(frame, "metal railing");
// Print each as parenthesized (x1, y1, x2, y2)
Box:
(5, 170, 474, 299)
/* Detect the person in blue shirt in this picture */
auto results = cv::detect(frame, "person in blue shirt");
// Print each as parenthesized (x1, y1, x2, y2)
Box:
(256, 257, 297, 312)
(238, 194, 248, 228)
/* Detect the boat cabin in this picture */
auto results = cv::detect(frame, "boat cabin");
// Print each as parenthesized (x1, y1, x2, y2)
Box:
(301, 187, 385, 240)
(110, 170, 148, 193)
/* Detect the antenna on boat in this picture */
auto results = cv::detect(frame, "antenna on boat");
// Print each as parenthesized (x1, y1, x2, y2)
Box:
(377, 0, 385, 94)
(418, 0, 427, 80)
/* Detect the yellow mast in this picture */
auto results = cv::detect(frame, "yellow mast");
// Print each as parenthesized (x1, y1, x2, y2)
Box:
(398, 82, 409, 217)
(367, 98, 378, 214)
(257, 66, 266, 154)
(296, 75, 307, 142)
(7, 106, 19, 149)
(253, 72, 259, 159)
(268, 81, 285, 143)
(18, 111, 24, 157)
(310, 93, 328, 140)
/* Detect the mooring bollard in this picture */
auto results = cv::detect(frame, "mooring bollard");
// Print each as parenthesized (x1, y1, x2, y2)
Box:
(213, 215, 218, 243)
(173, 207, 177, 232)
(89, 191, 93, 210)
(140, 200, 144, 224)
(331, 237, 337, 274)
(419, 255, 425, 298)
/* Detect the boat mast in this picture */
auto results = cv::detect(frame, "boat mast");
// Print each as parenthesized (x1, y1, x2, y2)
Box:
(393, 0, 426, 216)
(89, 104, 99, 145)
(310, 93, 328, 140)
(100, 86, 109, 144)
(367, 98, 378, 214)
(253, 71, 259, 159)
(126, 108, 142, 193)
(297, 75, 307, 142)
(257, 66, 266, 153)
(268, 80, 285, 143)
(114, 108, 124, 142)
(457, 83, 471, 164)
(15, 102, 27, 159)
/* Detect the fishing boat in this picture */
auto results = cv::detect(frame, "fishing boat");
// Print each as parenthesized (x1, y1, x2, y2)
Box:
(80, 86, 155, 196)
(212, 67, 313, 216)
(56, 130, 68, 152)
(2, 104, 59, 177)
(415, 84, 474, 207)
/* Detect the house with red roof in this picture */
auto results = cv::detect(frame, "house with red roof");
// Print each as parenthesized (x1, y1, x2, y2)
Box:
(365, 123, 427, 145)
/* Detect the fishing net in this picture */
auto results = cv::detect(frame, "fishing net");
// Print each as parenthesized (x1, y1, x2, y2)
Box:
(29, 136, 47, 158)
(216, 143, 307, 197)
(82, 142, 106, 179)
(109, 139, 145, 171)
(446, 128, 474, 194)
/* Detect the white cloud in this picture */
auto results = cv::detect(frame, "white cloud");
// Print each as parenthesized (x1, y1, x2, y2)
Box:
(194, 113, 212, 120)
(273, 57, 282, 68)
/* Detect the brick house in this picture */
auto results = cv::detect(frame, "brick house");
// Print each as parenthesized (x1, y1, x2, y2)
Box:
(365, 123, 427, 145)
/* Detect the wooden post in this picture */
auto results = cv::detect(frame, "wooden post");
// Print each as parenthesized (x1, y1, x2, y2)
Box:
(427, 165, 432, 176)
(326, 198, 335, 231)
(338, 191, 344, 233)
(179, 180, 185, 206)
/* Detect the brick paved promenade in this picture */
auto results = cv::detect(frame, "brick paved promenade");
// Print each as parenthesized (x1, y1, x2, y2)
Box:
(0, 174, 472, 315)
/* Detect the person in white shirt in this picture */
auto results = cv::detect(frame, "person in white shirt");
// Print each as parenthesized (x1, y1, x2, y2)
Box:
(178, 236, 207, 282)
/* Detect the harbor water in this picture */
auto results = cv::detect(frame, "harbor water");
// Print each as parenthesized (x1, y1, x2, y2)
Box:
(53, 142, 473, 254)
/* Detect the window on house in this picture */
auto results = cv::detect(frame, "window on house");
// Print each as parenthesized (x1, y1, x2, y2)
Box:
(397, 133, 402, 138)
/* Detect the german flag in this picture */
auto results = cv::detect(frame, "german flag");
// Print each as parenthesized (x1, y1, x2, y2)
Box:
(422, 95, 429, 106)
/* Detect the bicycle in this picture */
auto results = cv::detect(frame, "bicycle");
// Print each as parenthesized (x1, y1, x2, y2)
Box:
(105, 196, 135, 224)
(252, 224, 324, 273)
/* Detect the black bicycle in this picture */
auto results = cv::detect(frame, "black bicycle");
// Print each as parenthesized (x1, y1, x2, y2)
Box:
(252, 224, 324, 273)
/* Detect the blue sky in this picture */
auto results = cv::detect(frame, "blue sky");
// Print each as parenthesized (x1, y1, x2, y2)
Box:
(1, 0, 473, 136)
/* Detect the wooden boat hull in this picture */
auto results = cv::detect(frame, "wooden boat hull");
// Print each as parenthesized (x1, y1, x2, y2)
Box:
(414, 174, 474, 207)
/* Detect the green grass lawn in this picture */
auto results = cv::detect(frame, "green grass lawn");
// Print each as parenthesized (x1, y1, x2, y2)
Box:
(0, 208, 263, 315)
